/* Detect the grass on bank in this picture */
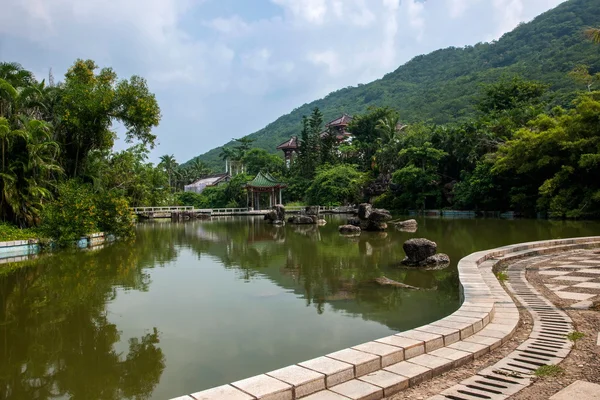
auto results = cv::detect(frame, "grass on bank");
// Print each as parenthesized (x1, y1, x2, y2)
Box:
(0, 223, 41, 242)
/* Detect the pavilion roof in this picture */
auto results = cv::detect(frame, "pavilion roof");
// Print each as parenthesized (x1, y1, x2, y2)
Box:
(246, 172, 287, 189)
(326, 114, 353, 127)
(276, 136, 299, 150)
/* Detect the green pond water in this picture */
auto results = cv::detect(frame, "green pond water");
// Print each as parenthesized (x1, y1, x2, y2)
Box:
(1, 215, 600, 400)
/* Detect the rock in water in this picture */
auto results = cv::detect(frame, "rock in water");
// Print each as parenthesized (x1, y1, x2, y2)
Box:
(402, 238, 437, 264)
(368, 209, 392, 222)
(339, 225, 361, 235)
(425, 253, 450, 265)
(374, 276, 420, 290)
(264, 210, 278, 222)
(274, 204, 285, 221)
(289, 215, 315, 225)
(362, 221, 388, 231)
(357, 203, 372, 220)
(396, 219, 417, 228)
(317, 219, 327, 226)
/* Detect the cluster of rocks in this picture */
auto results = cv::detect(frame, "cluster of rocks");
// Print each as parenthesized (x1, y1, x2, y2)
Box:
(338, 203, 392, 235)
(401, 238, 450, 267)
(287, 206, 326, 225)
(264, 205, 286, 225)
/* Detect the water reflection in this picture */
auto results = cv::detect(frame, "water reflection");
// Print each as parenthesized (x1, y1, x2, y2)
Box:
(0, 247, 166, 400)
(1, 216, 599, 399)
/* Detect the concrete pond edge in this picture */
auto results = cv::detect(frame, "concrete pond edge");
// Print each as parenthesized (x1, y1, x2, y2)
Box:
(170, 236, 600, 400)
(0, 232, 116, 264)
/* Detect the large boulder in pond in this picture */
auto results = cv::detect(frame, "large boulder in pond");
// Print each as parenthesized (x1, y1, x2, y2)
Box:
(274, 204, 285, 221)
(264, 210, 278, 222)
(289, 215, 315, 225)
(425, 253, 450, 265)
(402, 238, 437, 264)
(339, 225, 361, 235)
(368, 209, 392, 222)
(396, 219, 417, 228)
(362, 221, 388, 231)
(357, 203, 372, 220)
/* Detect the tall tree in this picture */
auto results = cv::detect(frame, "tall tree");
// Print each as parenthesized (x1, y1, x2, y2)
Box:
(55, 59, 161, 178)
(159, 154, 178, 189)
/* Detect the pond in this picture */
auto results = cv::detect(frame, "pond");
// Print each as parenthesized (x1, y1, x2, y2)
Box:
(1, 216, 600, 400)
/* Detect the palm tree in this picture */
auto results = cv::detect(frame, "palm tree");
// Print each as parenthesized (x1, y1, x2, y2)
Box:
(376, 114, 401, 145)
(158, 154, 178, 190)
(585, 27, 600, 44)
(189, 158, 211, 181)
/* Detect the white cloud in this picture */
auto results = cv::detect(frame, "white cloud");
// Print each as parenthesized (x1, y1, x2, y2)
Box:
(0, 0, 571, 163)
(206, 15, 251, 36)
(403, 0, 426, 41)
(271, 0, 328, 25)
(446, 0, 479, 18)
(308, 50, 342, 76)
(491, 0, 524, 39)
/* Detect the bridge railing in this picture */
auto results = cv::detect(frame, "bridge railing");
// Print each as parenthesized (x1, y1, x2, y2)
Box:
(211, 208, 252, 214)
(131, 206, 194, 213)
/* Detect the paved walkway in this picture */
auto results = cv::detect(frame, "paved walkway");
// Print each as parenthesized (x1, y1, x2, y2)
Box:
(425, 250, 600, 400)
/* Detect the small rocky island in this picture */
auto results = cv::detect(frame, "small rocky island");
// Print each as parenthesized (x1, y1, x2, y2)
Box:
(401, 238, 450, 267)
(339, 203, 392, 234)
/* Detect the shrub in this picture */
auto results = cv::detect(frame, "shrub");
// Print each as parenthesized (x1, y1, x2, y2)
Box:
(306, 164, 365, 206)
(41, 181, 134, 247)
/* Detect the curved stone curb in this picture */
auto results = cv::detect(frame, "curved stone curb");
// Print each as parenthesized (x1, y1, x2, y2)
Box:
(171, 237, 600, 400)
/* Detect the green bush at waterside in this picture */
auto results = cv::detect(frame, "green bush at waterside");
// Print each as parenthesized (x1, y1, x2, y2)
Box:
(0, 223, 40, 242)
(41, 181, 134, 247)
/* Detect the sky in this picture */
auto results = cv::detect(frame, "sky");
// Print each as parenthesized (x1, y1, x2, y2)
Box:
(0, 0, 566, 164)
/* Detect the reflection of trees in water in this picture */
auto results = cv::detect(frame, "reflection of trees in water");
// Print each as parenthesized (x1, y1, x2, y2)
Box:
(186, 218, 460, 320)
(0, 240, 166, 400)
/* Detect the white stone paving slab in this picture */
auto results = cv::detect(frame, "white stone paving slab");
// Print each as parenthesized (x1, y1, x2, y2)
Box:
(545, 284, 570, 291)
(597, 333, 600, 346)
(550, 276, 594, 282)
(553, 291, 596, 301)
(191, 385, 255, 400)
(539, 271, 573, 276)
(573, 282, 600, 289)
(266, 365, 325, 398)
(329, 379, 383, 400)
(231, 374, 293, 400)
(549, 380, 600, 400)
(578, 268, 600, 274)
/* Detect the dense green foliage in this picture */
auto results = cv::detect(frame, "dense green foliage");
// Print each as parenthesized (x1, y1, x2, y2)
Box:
(0, 223, 39, 241)
(41, 181, 135, 246)
(306, 165, 365, 206)
(194, 0, 600, 170)
(0, 60, 167, 241)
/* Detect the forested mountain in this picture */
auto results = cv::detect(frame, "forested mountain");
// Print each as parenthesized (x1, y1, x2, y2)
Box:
(192, 0, 600, 170)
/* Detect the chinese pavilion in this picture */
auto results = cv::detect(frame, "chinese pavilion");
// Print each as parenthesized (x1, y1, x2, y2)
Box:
(277, 114, 354, 164)
(245, 172, 287, 210)
(321, 113, 353, 142)
(276, 136, 299, 166)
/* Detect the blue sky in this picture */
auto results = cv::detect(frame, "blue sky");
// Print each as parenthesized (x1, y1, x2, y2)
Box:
(0, 0, 566, 163)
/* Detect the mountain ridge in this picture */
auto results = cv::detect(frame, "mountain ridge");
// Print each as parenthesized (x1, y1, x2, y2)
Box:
(190, 0, 600, 170)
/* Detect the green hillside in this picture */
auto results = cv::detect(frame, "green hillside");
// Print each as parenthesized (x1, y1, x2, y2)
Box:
(192, 0, 600, 170)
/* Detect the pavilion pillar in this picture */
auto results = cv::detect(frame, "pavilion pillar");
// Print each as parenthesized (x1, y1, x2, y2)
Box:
(279, 188, 282, 205)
